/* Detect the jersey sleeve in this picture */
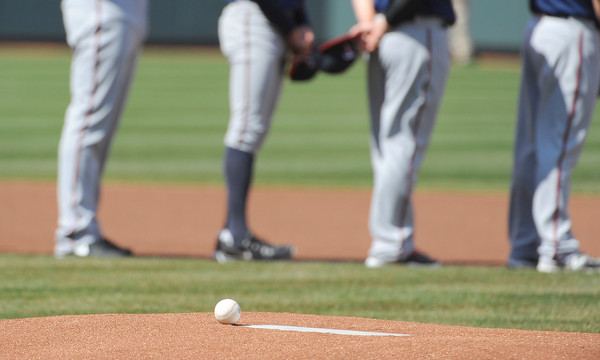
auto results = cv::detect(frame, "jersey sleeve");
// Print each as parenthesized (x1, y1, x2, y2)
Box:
(383, 0, 421, 27)
(252, 0, 309, 37)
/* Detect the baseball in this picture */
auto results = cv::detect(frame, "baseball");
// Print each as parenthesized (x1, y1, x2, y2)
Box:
(214, 299, 241, 324)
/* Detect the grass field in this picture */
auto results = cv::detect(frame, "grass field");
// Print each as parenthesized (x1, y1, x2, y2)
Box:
(1, 255, 599, 333)
(1, 45, 599, 191)
(1, 45, 599, 333)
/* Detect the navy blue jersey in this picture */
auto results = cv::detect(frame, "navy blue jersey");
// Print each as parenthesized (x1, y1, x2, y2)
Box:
(375, 0, 455, 26)
(226, 0, 309, 35)
(530, 0, 596, 19)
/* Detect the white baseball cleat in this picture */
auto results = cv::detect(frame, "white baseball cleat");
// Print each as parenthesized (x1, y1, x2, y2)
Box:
(537, 253, 600, 274)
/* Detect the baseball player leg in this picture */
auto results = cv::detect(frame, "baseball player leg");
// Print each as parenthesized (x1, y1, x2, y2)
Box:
(366, 22, 450, 264)
(218, 1, 285, 245)
(507, 26, 541, 267)
(56, 0, 147, 255)
(223, 148, 254, 242)
(530, 17, 600, 270)
(219, 2, 285, 154)
(507, 136, 540, 266)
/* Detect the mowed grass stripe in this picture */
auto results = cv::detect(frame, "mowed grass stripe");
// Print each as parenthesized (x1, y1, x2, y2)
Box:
(0, 255, 598, 333)
(0, 46, 598, 191)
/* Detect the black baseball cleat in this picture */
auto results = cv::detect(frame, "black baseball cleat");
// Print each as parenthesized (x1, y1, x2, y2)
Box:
(88, 238, 133, 258)
(214, 229, 296, 264)
(401, 251, 441, 267)
(55, 238, 132, 258)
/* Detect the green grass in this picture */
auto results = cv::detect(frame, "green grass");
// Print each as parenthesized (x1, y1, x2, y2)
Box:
(0, 45, 599, 191)
(0, 254, 598, 333)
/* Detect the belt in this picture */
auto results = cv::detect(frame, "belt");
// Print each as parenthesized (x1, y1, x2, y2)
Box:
(384, 13, 451, 29)
(534, 11, 569, 18)
(535, 12, 600, 30)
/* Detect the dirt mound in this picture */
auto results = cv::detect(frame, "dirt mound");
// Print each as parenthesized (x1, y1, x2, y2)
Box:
(1, 312, 599, 359)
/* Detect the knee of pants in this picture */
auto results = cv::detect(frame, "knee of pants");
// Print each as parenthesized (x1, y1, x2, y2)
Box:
(224, 125, 270, 154)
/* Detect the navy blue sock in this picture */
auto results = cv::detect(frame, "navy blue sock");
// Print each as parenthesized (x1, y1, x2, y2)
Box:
(224, 147, 254, 245)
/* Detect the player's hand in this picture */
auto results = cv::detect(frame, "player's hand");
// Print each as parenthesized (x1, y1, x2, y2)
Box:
(362, 15, 388, 52)
(349, 21, 372, 38)
(288, 25, 315, 58)
(349, 21, 372, 52)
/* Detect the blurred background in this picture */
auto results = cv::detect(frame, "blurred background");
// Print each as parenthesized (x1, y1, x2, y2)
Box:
(1, 0, 599, 265)
(3, 0, 598, 192)
(0, 0, 528, 54)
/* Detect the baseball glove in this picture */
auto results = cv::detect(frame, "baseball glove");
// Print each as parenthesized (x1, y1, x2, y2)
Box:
(288, 52, 320, 81)
(288, 33, 360, 81)
(317, 32, 360, 74)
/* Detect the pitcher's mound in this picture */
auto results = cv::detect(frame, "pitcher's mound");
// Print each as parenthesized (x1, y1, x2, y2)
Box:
(1, 312, 598, 359)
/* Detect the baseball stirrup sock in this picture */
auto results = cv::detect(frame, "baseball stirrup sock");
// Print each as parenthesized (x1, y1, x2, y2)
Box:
(224, 147, 254, 244)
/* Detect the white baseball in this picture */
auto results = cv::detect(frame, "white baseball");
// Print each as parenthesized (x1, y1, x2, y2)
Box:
(214, 299, 241, 324)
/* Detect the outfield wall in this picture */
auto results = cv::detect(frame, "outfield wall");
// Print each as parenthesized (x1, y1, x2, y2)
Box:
(0, 0, 527, 52)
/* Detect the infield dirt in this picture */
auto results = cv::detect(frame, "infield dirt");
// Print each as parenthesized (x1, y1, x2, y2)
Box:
(1, 181, 599, 263)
